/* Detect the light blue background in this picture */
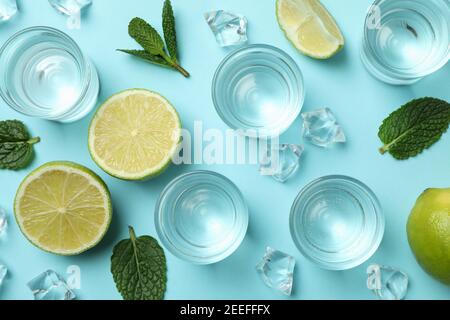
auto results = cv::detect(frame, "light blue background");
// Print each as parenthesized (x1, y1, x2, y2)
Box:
(0, 0, 449, 300)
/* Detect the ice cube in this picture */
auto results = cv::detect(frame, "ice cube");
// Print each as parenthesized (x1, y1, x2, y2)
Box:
(259, 144, 303, 183)
(0, 0, 17, 23)
(301, 108, 346, 147)
(0, 264, 7, 287)
(48, 0, 92, 29)
(27, 270, 76, 300)
(204, 10, 248, 47)
(256, 247, 296, 296)
(367, 264, 409, 300)
(48, 0, 91, 15)
(0, 207, 7, 236)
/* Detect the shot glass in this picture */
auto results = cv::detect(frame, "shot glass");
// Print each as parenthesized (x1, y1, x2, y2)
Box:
(361, 0, 450, 85)
(155, 171, 249, 264)
(0, 26, 99, 122)
(212, 44, 305, 138)
(290, 176, 385, 270)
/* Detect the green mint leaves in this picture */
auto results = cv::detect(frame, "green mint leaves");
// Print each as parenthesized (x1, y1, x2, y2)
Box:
(0, 120, 40, 170)
(118, 0, 189, 77)
(128, 18, 166, 56)
(162, 0, 178, 63)
(111, 226, 167, 300)
(379, 97, 450, 160)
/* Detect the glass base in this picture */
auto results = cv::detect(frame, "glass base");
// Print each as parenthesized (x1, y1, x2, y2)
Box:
(0, 27, 100, 122)
(360, 0, 450, 86)
(155, 171, 249, 264)
(212, 44, 304, 138)
(290, 175, 384, 270)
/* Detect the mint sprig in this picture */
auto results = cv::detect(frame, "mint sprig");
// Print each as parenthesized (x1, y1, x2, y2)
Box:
(118, 0, 189, 77)
(378, 97, 450, 160)
(0, 120, 40, 170)
(111, 226, 167, 300)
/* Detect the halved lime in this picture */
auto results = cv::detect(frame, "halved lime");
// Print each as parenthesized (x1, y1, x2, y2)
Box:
(88, 89, 181, 180)
(14, 161, 112, 256)
(276, 0, 344, 59)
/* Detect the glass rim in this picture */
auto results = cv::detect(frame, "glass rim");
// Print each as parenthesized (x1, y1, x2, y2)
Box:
(362, 0, 450, 80)
(211, 44, 305, 138)
(289, 175, 385, 270)
(0, 26, 92, 118)
(154, 170, 249, 264)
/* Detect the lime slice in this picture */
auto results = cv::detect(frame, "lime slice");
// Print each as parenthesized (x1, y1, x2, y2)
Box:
(88, 89, 181, 180)
(14, 161, 112, 256)
(276, 0, 344, 59)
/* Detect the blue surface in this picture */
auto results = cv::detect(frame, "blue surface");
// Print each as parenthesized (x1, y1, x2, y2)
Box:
(0, 0, 449, 300)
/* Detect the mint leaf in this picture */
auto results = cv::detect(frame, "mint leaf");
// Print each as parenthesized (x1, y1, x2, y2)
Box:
(111, 226, 167, 300)
(117, 49, 172, 68)
(0, 120, 40, 170)
(379, 97, 450, 160)
(128, 17, 166, 56)
(162, 0, 178, 62)
(0, 120, 30, 142)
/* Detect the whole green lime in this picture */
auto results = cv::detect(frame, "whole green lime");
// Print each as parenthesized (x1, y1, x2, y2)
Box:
(407, 188, 450, 285)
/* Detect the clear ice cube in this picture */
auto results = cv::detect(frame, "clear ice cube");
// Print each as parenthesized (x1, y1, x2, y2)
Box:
(48, 0, 92, 29)
(0, 0, 17, 22)
(0, 264, 7, 287)
(256, 247, 296, 296)
(259, 144, 303, 183)
(204, 10, 248, 47)
(0, 207, 7, 236)
(49, 0, 91, 15)
(367, 264, 409, 300)
(301, 108, 346, 148)
(27, 270, 76, 300)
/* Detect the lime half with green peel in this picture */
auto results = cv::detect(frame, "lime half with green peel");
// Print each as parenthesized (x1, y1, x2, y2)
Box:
(276, 0, 344, 59)
(14, 161, 112, 256)
(407, 188, 450, 285)
(88, 89, 181, 181)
